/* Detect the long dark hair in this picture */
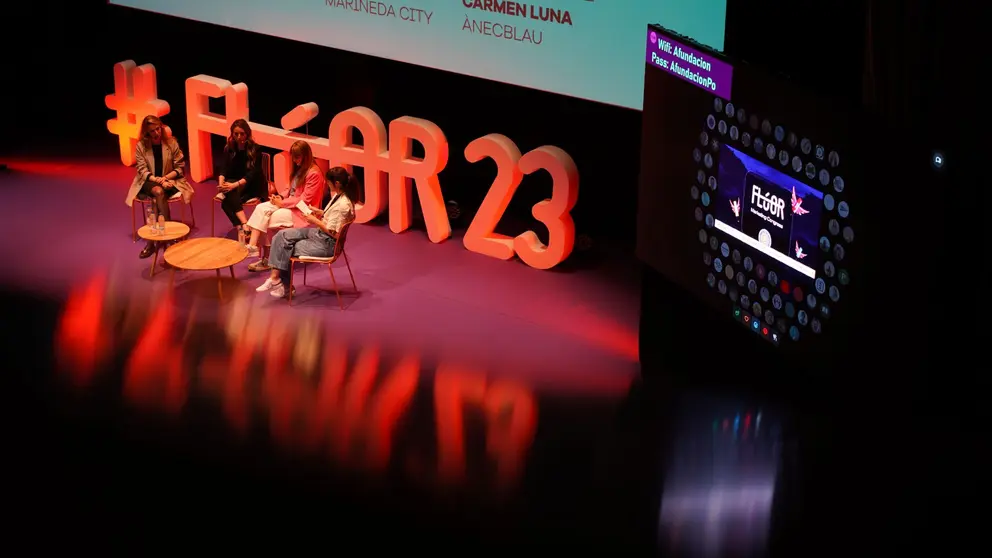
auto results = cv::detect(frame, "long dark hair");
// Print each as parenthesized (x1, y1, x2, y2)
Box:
(326, 167, 359, 201)
(224, 119, 258, 172)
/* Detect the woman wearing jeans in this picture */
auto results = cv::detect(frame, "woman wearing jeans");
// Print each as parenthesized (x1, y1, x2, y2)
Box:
(256, 167, 358, 298)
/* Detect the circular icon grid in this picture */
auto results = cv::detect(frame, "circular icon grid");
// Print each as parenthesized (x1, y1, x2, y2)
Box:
(690, 98, 857, 344)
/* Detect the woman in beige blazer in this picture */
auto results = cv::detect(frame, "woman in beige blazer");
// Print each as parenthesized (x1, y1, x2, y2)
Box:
(126, 115, 194, 259)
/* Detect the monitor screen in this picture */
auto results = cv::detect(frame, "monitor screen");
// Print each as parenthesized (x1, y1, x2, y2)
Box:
(636, 25, 868, 357)
(712, 144, 825, 281)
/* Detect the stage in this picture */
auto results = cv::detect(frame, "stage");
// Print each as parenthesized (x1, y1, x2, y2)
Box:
(0, 153, 641, 394)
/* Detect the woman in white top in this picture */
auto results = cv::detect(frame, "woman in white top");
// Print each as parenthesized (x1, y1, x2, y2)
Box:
(257, 167, 358, 298)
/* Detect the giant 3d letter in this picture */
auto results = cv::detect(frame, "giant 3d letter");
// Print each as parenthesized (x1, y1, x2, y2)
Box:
(387, 117, 451, 243)
(185, 75, 249, 182)
(327, 107, 389, 224)
(515, 146, 579, 270)
(106, 61, 170, 166)
(463, 134, 524, 260)
(185, 75, 342, 189)
(177, 72, 580, 267)
(465, 137, 579, 269)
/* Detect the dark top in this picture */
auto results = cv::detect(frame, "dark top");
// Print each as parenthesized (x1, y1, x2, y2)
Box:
(152, 144, 164, 178)
(222, 147, 263, 190)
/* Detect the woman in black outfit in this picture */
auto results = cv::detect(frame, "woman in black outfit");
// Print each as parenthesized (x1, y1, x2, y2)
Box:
(216, 118, 266, 241)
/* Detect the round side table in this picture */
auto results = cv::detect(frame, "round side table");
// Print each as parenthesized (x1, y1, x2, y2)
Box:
(164, 237, 248, 301)
(137, 221, 191, 278)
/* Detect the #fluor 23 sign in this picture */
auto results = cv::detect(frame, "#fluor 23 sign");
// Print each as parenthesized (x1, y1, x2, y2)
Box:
(106, 60, 580, 270)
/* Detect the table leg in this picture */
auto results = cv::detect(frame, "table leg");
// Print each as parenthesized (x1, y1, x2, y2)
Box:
(149, 248, 159, 278)
(229, 265, 235, 278)
(216, 268, 224, 301)
(169, 267, 176, 289)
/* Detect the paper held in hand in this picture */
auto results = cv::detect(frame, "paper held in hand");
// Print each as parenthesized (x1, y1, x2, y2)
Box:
(296, 200, 312, 215)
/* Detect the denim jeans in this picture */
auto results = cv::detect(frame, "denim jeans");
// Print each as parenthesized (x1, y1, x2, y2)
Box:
(268, 228, 336, 284)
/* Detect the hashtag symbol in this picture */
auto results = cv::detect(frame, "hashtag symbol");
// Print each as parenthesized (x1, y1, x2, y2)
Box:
(105, 60, 170, 166)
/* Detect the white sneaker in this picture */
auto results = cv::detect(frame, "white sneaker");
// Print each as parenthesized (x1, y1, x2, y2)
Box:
(214, 193, 226, 201)
(270, 284, 295, 298)
(256, 278, 278, 292)
(246, 245, 259, 257)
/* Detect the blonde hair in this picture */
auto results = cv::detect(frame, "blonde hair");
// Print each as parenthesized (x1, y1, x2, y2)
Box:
(138, 115, 164, 148)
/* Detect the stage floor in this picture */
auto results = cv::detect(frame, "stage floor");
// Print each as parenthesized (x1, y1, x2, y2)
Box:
(0, 155, 640, 393)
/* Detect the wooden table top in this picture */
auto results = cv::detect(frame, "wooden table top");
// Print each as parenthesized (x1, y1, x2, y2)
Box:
(137, 221, 190, 242)
(164, 237, 248, 270)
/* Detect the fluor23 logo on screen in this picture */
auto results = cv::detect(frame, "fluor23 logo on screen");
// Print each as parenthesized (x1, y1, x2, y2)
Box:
(106, 60, 580, 270)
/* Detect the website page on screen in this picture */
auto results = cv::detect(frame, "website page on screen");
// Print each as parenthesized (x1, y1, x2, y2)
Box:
(108, 0, 728, 110)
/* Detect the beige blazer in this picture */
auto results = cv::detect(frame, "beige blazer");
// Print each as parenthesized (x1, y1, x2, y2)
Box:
(125, 136, 195, 207)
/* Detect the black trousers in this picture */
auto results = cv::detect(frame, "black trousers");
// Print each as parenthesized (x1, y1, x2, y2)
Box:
(220, 178, 267, 227)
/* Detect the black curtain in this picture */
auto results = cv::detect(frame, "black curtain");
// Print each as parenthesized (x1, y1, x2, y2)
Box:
(1, 0, 112, 154)
(863, 1, 945, 134)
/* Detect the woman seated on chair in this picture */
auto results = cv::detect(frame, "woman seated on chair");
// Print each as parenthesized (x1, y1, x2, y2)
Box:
(126, 115, 194, 259)
(216, 119, 266, 241)
(244, 140, 325, 272)
(256, 166, 358, 298)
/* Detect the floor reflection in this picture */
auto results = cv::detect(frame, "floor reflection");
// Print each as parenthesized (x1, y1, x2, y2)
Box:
(659, 398, 783, 557)
(53, 272, 629, 495)
(2, 275, 865, 554)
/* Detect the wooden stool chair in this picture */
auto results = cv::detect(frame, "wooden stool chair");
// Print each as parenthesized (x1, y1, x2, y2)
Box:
(211, 152, 272, 236)
(288, 223, 357, 310)
(131, 191, 196, 242)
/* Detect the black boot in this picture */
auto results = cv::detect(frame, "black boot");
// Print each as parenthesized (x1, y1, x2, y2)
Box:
(139, 242, 156, 259)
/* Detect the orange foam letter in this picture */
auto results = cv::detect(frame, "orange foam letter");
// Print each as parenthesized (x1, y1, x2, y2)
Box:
(387, 117, 451, 243)
(184, 75, 249, 182)
(327, 107, 389, 224)
(272, 151, 294, 193)
(463, 134, 524, 260)
(281, 102, 319, 130)
(106, 61, 170, 166)
(514, 146, 580, 270)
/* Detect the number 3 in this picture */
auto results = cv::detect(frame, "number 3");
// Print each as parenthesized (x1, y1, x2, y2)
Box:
(463, 134, 579, 270)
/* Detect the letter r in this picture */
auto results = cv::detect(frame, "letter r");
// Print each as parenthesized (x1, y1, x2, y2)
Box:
(387, 117, 451, 243)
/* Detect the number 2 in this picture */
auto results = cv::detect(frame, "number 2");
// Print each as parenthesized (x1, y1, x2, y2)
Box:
(464, 134, 579, 270)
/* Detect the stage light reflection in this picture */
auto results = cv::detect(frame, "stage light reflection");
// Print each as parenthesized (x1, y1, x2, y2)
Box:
(54, 274, 548, 491)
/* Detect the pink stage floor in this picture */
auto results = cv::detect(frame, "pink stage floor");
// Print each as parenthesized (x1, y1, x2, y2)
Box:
(0, 155, 641, 393)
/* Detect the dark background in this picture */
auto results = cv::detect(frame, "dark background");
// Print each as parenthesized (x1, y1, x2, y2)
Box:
(0, 0, 967, 551)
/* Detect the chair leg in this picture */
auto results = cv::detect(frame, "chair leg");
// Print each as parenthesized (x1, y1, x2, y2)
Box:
(131, 203, 138, 242)
(303, 262, 308, 285)
(328, 265, 344, 311)
(343, 251, 357, 291)
(180, 202, 186, 225)
(211, 200, 215, 236)
(189, 200, 196, 227)
(288, 260, 296, 306)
